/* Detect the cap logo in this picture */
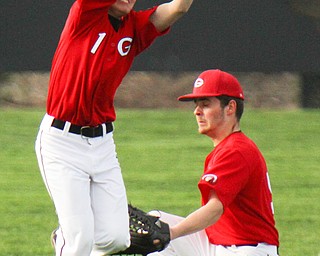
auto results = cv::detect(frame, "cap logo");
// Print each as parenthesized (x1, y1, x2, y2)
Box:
(194, 78, 204, 88)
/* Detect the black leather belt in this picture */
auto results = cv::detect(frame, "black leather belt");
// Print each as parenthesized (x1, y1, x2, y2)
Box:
(51, 119, 113, 138)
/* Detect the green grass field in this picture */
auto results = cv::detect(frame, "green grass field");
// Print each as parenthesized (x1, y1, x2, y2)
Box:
(0, 108, 319, 256)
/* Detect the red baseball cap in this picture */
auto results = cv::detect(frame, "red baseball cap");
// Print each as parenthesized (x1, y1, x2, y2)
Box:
(178, 69, 244, 101)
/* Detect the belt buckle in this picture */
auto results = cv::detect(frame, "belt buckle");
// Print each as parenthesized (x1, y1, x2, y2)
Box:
(80, 126, 92, 138)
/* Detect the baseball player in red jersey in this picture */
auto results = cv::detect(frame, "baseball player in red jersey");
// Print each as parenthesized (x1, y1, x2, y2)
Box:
(148, 70, 280, 256)
(35, 0, 193, 255)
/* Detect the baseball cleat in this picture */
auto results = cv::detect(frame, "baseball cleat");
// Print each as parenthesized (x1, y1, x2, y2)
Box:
(51, 228, 57, 248)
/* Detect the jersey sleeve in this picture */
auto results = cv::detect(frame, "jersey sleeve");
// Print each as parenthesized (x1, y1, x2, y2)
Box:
(198, 149, 250, 209)
(132, 6, 170, 55)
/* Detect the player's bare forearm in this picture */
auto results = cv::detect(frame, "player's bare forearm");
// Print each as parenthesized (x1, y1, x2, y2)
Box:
(170, 191, 223, 240)
(150, 0, 193, 32)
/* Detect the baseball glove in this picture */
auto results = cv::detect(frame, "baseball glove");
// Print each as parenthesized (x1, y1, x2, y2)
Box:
(112, 204, 171, 256)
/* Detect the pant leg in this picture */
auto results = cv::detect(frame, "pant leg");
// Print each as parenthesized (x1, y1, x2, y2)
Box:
(89, 133, 130, 255)
(147, 211, 215, 256)
(35, 115, 95, 256)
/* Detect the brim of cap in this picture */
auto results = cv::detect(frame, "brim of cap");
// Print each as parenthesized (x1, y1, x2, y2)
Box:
(178, 93, 221, 101)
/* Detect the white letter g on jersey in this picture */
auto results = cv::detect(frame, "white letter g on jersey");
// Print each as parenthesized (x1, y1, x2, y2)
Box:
(118, 37, 133, 56)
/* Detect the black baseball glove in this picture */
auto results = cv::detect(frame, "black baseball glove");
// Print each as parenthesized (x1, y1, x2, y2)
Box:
(112, 204, 171, 256)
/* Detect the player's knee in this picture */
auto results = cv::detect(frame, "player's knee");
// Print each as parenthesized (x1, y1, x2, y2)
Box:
(111, 230, 130, 251)
(94, 230, 130, 253)
(111, 236, 130, 252)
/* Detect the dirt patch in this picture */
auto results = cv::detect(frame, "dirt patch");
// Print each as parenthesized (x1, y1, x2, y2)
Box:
(0, 71, 301, 109)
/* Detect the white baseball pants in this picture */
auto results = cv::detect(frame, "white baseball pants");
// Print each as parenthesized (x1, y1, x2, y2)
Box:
(148, 211, 279, 256)
(35, 114, 130, 256)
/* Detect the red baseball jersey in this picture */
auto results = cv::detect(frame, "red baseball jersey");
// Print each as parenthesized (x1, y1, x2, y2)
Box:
(198, 132, 279, 246)
(47, 0, 168, 126)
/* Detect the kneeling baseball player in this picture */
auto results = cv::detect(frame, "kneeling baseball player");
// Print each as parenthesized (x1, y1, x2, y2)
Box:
(112, 70, 280, 256)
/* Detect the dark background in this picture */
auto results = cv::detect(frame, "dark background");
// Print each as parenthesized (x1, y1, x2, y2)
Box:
(1, 0, 320, 72)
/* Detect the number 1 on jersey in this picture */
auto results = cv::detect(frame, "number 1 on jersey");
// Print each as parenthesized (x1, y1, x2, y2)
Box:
(91, 33, 106, 54)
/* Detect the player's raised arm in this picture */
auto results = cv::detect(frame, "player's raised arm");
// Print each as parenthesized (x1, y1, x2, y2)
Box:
(149, 0, 193, 32)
